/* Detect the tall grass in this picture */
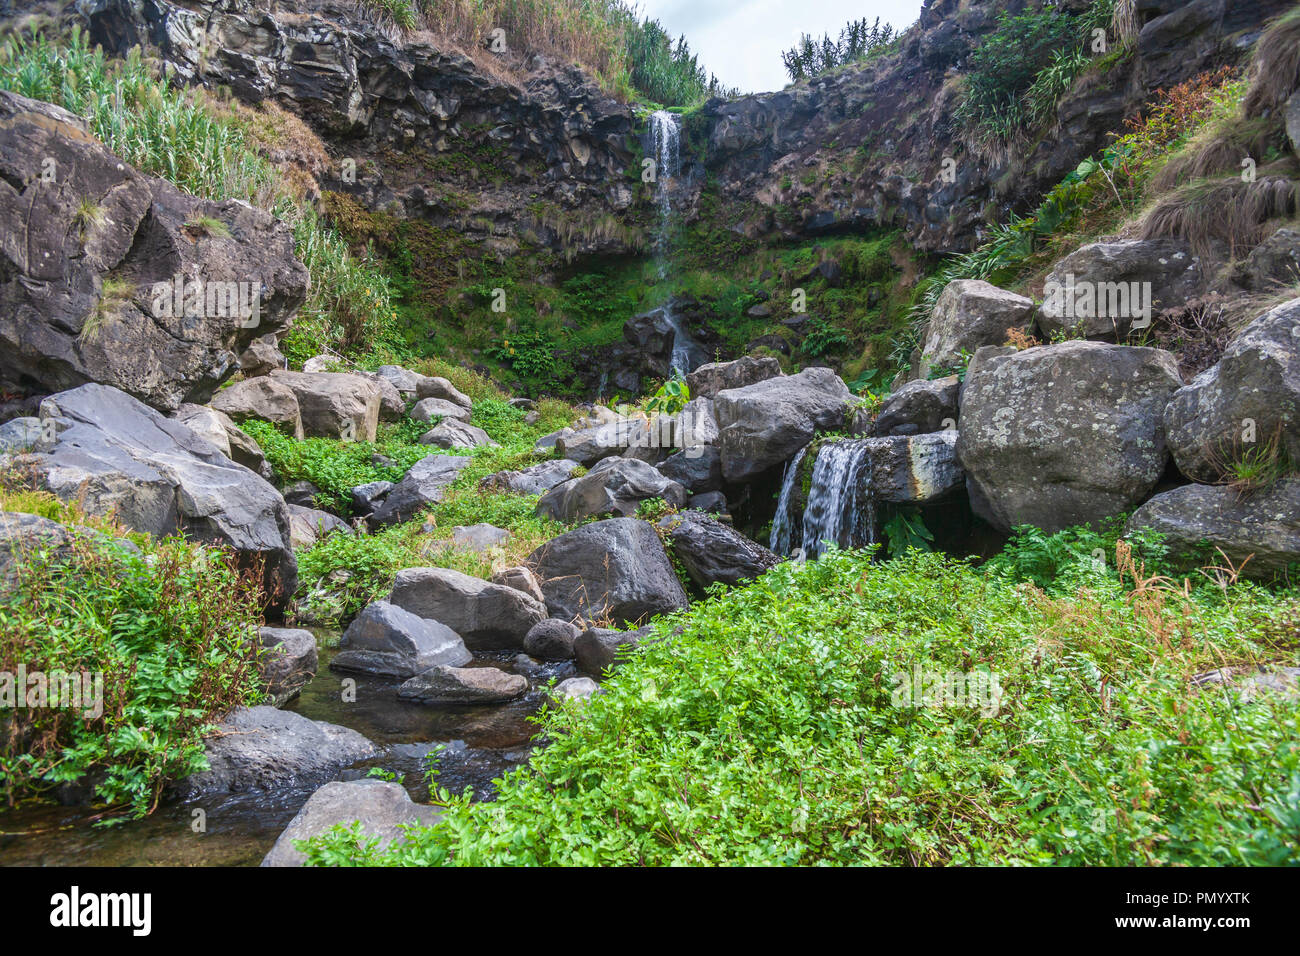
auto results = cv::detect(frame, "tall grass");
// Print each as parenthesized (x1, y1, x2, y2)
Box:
(0, 28, 395, 360)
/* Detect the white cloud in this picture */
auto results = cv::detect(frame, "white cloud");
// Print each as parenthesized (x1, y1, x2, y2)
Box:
(633, 0, 925, 96)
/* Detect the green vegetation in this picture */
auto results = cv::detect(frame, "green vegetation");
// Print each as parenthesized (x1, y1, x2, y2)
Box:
(0, 490, 265, 820)
(300, 536, 1300, 865)
(781, 16, 901, 82)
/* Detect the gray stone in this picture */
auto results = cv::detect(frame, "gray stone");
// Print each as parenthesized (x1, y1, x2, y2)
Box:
(491, 565, 546, 604)
(957, 342, 1183, 533)
(658, 445, 723, 493)
(287, 504, 353, 550)
(331, 599, 471, 677)
(211, 377, 304, 438)
(523, 618, 581, 660)
(864, 432, 964, 503)
(269, 370, 381, 442)
(921, 280, 1036, 371)
(714, 367, 853, 481)
(535, 456, 686, 523)
(370, 455, 472, 526)
(451, 523, 510, 552)
(410, 397, 472, 425)
(257, 627, 317, 706)
(376, 365, 422, 397)
(397, 665, 528, 704)
(656, 510, 779, 588)
(238, 337, 285, 377)
(261, 779, 438, 867)
(528, 517, 688, 625)
(686, 355, 784, 399)
(480, 458, 581, 495)
(1126, 478, 1300, 579)
(0, 417, 43, 453)
(350, 480, 393, 515)
(873, 376, 960, 437)
(179, 706, 375, 795)
(1164, 297, 1300, 482)
(388, 566, 547, 652)
(552, 676, 599, 702)
(421, 419, 495, 449)
(414, 375, 473, 411)
(574, 625, 651, 676)
(21, 384, 297, 611)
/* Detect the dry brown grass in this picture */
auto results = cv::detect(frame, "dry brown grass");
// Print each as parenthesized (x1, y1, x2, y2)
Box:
(1242, 5, 1300, 118)
(1133, 174, 1300, 257)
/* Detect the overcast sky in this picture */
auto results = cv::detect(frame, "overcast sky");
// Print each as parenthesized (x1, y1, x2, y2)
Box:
(636, 0, 926, 96)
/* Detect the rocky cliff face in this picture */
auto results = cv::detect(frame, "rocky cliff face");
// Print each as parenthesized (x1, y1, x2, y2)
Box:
(84, 0, 645, 267)
(695, 0, 1294, 253)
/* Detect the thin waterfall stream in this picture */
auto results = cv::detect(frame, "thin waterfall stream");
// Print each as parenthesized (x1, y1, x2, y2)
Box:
(649, 110, 705, 374)
(770, 439, 878, 558)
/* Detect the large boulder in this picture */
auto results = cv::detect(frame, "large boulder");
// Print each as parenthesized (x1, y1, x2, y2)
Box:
(397, 665, 528, 704)
(262, 779, 438, 867)
(864, 432, 964, 504)
(414, 375, 473, 411)
(286, 504, 353, 550)
(268, 370, 381, 442)
(714, 367, 853, 481)
(658, 445, 723, 493)
(369, 454, 472, 526)
(17, 384, 297, 610)
(1163, 297, 1300, 482)
(535, 457, 686, 523)
(574, 625, 652, 676)
(555, 418, 649, 466)
(1126, 478, 1300, 579)
(331, 599, 471, 677)
(172, 403, 271, 478)
(685, 355, 783, 398)
(957, 342, 1183, 533)
(656, 510, 779, 588)
(388, 567, 547, 652)
(375, 364, 421, 397)
(410, 397, 472, 425)
(920, 280, 1035, 371)
(420, 419, 495, 449)
(257, 627, 318, 706)
(1037, 239, 1206, 341)
(0, 91, 308, 412)
(528, 517, 689, 625)
(179, 706, 375, 795)
(238, 337, 285, 377)
(873, 376, 960, 436)
(210, 377, 305, 438)
(480, 458, 581, 495)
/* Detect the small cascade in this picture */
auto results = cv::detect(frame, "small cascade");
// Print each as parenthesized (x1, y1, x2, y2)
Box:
(648, 109, 703, 374)
(770, 440, 877, 558)
(769, 446, 808, 554)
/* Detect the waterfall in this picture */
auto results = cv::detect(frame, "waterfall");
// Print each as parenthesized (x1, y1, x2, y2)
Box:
(770, 440, 877, 558)
(649, 110, 703, 375)
(769, 446, 808, 554)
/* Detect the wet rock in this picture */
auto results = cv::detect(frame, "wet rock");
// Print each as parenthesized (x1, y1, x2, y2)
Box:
(480, 458, 581, 495)
(1126, 478, 1300, 580)
(211, 377, 304, 438)
(1163, 297, 1300, 483)
(536, 456, 686, 523)
(1037, 239, 1206, 341)
(957, 341, 1183, 533)
(0, 90, 307, 412)
(656, 510, 779, 588)
(528, 517, 688, 625)
(421, 419, 495, 449)
(397, 665, 528, 704)
(864, 432, 964, 504)
(268, 370, 381, 442)
(331, 599, 471, 677)
(370, 455, 473, 526)
(257, 627, 317, 706)
(262, 779, 438, 867)
(19, 384, 297, 611)
(523, 618, 581, 661)
(388, 567, 547, 652)
(714, 367, 852, 481)
(179, 706, 375, 795)
(921, 280, 1036, 371)
(873, 376, 960, 436)
(685, 355, 784, 398)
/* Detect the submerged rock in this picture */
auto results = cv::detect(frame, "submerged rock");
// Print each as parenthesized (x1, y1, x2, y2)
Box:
(397, 665, 528, 704)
